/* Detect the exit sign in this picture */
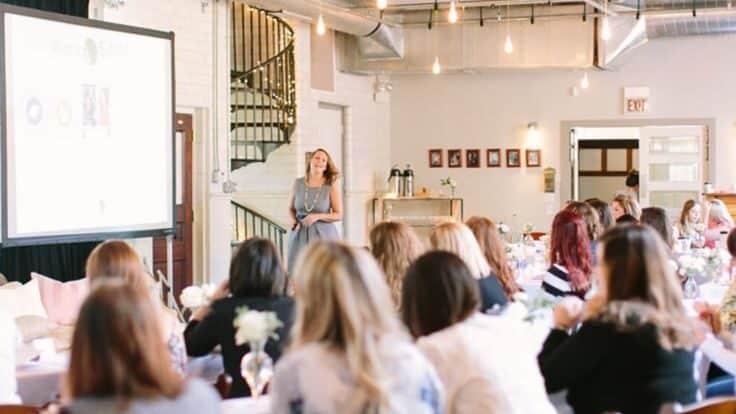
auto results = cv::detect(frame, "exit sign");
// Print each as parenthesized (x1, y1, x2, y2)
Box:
(623, 87, 650, 114)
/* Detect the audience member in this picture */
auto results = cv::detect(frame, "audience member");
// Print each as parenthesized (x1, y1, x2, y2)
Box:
(402, 251, 555, 414)
(564, 202, 601, 262)
(184, 238, 294, 398)
(541, 210, 593, 298)
(270, 241, 444, 414)
(369, 221, 424, 308)
(641, 207, 674, 249)
(704, 199, 735, 249)
(611, 194, 641, 221)
(466, 216, 521, 299)
(86, 240, 186, 374)
(675, 199, 705, 247)
(62, 281, 220, 413)
(430, 222, 508, 311)
(0, 310, 20, 404)
(616, 214, 639, 225)
(538, 224, 697, 414)
(586, 198, 614, 231)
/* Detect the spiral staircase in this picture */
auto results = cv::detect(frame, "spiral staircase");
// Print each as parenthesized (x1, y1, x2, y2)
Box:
(230, 1, 296, 171)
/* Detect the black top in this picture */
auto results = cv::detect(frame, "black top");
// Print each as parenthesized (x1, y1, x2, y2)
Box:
(538, 320, 696, 414)
(477, 272, 508, 312)
(184, 296, 294, 398)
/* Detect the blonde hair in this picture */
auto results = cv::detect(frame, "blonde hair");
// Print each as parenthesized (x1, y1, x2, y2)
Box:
(369, 222, 424, 308)
(290, 241, 402, 411)
(86, 240, 146, 288)
(430, 222, 491, 279)
(613, 194, 641, 220)
(709, 199, 735, 227)
(306, 148, 340, 185)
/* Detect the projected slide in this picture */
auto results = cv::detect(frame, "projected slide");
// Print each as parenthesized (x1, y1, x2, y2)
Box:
(2, 9, 174, 244)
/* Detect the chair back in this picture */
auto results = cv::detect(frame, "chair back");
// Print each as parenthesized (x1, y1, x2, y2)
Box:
(677, 397, 736, 414)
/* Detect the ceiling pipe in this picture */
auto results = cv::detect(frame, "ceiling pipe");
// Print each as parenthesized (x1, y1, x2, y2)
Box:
(247, 0, 404, 58)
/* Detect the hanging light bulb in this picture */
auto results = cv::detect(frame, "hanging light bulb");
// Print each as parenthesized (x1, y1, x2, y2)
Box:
(316, 13, 326, 35)
(580, 72, 589, 89)
(448, 1, 458, 23)
(377, 0, 387, 10)
(432, 56, 441, 74)
(601, 16, 611, 40)
(504, 34, 513, 54)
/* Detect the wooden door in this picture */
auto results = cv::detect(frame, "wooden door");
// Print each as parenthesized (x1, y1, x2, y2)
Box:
(153, 114, 193, 301)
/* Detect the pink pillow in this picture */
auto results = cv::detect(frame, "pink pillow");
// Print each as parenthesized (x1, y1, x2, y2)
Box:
(31, 273, 90, 326)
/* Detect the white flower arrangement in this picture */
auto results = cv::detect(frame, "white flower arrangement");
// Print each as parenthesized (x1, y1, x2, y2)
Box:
(498, 222, 511, 235)
(677, 254, 707, 279)
(234, 307, 283, 345)
(179, 283, 217, 308)
(440, 177, 457, 189)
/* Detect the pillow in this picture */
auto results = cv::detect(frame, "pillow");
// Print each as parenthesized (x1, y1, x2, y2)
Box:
(0, 278, 47, 319)
(14, 315, 57, 342)
(32, 273, 89, 326)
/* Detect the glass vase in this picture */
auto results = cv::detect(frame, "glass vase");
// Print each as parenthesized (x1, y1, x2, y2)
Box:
(240, 340, 273, 399)
(683, 275, 700, 299)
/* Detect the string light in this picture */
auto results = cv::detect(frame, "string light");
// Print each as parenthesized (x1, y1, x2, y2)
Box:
(316, 13, 326, 35)
(504, 1, 513, 54)
(601, 0, 611, 40)
(377, 0, 387, 10)
(448, 1, 458, 23)
(580, 72, 589, 89)
(432, 56, 441, 74)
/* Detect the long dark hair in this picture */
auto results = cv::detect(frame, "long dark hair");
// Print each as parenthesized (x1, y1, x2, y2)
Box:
(229, 238, 285, 297)
(641, 207, 673, 248)
(586, 198, 615, 231)
(550, 210, 593, 292)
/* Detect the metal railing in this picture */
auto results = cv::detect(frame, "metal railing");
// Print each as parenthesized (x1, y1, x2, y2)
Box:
(231, 200, 287, 259)
(230, 2, 296, 168)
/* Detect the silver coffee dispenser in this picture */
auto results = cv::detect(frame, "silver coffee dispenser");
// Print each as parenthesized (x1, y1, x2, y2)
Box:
(403, 164, 414, 198)
(388, 165, 402, 196)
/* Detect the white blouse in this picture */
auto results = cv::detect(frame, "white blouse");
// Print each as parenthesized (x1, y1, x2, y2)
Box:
(0, 310, 21, 404)
(416, 313, 556, 414)
(270, 337, 444, 414)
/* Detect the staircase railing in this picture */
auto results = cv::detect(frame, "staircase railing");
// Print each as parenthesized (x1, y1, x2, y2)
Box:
(231, 200, 287, 260)
(230, 2, 296, 169)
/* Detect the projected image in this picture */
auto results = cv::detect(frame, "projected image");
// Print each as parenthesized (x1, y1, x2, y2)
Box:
(82, 84, 96, 126)
(25, 97, 42, 126)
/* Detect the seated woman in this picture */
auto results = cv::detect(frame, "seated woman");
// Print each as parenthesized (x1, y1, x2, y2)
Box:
(369, 221, 424, 309)
(564, 202, 601, 263)
(611, 194, 641, 221)
(641, 207, 674, 250)
(704, 199, 735, 249)
(466, 216, 521, 300)
(586, 198, 615, 232)
(86, 240, 186, 374)
(0, 310, 20, 404)
(538, 224, 697, 414)
(270, 241, 444, 414)
(184, 238, 294, 398)
(675, 199, 705, 248)
(62, 281, 220, 413)
(541, 210, 593, 299)
(431, 222, 508, 311)
(402, 251, 555, 414)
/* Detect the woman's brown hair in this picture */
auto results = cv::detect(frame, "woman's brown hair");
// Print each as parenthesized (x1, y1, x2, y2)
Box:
(565, 202, 600, 241)
(613, 194, 641, 220)
(305, 148, 339, 185)
(369, 221, 424, 308)
(465, 216, 520, 298)
(85, 240, 146, 288)
(401, 251, 480, 338)
(586, 198, 615, 231)
(229, 237, 286, 297)
(641, 207, 674, 248)
(679, 199, 698, 227)
(65, 280, 182, 401)
(590, 224, 694, 350)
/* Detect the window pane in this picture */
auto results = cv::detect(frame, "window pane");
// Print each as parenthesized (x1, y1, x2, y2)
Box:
(579, 149, 601, 171)
(649, 163, 698, 182)
(649, 136, 698, 154)
(650, 191, 699, 210)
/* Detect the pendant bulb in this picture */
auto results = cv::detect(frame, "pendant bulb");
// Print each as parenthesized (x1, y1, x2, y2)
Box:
(580, 72, 590, 89)
(601, 16, 611, 40)
(432, 56, 441, 74)
(316, 13, 326, 35)
(448, 1, 458, 23)
(504, 34, 513, 54)
(377, 0, 387, 10)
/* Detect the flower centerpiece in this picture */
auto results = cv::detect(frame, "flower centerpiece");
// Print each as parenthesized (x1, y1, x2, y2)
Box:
(700, 248, 732, 283)
(179, 283, 217, 309)
(440, 177, 457, 197)
(233, 307, 283, 398)
(677, 254, 706, 299)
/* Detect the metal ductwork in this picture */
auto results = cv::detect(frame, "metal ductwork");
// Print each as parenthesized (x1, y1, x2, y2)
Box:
(600, 0, 736, 68)
(246, 0, 404, 59)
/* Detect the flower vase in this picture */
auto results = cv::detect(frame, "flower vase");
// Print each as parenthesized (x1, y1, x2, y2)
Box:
(240, 340, 273, 399)
(683, 275, 700, 299)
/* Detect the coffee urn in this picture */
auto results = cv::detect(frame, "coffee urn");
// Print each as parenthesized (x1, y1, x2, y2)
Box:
(388, 165, 402, 196)
(403, 164, 414, 198)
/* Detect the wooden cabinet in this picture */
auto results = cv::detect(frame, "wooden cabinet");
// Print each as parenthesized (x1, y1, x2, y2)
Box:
(372, 197, 463, 240)
(704, 192, 736, 222)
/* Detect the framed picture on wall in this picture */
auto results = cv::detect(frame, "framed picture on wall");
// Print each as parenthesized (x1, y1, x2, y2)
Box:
(506, 149, 521, 168)
(428, 149, 443, 168)
(466, 149, 480, 168)
(487, 149, 501, 167)
(526, 149, 542, 167)
(448, 149, 462, 168)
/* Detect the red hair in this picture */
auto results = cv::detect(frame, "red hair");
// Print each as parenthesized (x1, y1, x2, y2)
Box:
(550, 210, 593, 292)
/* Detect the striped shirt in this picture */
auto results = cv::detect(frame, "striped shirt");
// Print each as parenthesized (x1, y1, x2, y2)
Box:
(541, 264, 582, 298)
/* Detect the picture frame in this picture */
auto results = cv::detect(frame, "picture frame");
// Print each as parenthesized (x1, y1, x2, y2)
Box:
(466, 149, 480, 168)
(526, 149, 541, 167)
(448, 149, 462, 168)
(487, 149, 501, 167)
(428, 149, 443, 168)
(506, 149, 521, 168)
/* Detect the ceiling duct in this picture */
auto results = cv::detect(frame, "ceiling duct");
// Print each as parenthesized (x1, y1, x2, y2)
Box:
(600, 0, 736, 68)
(246, 0, 404, 58)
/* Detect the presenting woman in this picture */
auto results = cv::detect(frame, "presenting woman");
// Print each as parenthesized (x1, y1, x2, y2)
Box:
(287, 148, 342, 271)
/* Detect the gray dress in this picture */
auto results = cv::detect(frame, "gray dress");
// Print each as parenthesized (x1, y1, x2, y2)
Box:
(288, 177, 340, 270)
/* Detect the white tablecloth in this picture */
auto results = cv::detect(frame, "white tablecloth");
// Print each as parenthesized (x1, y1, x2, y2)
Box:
(221, 396, 270, 414)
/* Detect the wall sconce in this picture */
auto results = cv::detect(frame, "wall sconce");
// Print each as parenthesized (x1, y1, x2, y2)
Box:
(527, 122, 542, 149)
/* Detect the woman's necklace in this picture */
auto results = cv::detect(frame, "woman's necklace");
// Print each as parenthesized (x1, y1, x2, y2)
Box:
(303, 177, 324, 213)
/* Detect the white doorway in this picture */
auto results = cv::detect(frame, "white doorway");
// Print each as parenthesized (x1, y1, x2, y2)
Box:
(315, 102, 346, 238)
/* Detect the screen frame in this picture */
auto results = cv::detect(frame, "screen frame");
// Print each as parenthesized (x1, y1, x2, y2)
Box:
(0, 3, 176, 247)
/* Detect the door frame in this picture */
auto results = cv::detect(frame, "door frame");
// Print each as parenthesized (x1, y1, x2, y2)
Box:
(560, 118, 716, 206)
